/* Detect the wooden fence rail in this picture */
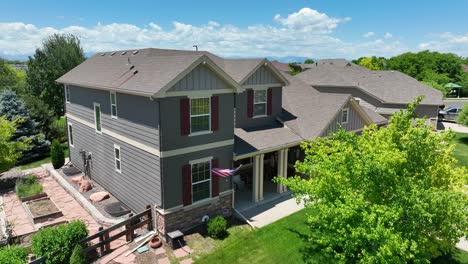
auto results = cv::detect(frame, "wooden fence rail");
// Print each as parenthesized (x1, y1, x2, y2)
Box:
(29, 205, 153, 264)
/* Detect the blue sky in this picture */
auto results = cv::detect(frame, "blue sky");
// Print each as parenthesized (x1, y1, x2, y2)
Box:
(1, 0, 467, 60)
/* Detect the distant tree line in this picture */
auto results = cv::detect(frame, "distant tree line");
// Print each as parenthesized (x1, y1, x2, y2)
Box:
(353, 51, 468, 97)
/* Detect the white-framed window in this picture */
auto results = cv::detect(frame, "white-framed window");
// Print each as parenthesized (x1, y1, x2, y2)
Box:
(341, 108, 349, 124)
(110, 92, 117, 119)
(65, 85, 70, 103)
(94, 103, 102, 134)
(67, 123, 74, 147)
(190, 97, 210, 134)
(253, 90, 267, 117)
(190, 158, 212, 203)
(114, 144, 121, 173)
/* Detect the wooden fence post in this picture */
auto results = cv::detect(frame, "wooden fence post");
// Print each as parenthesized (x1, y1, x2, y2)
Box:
(104, 231, 110, 253)
(125, 213, 134, 242)
(146, 205, 153, 231)
(98, 226, 104, 256)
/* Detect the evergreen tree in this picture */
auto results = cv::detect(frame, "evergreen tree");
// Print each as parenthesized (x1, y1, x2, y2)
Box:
(0, 90, 50, 164)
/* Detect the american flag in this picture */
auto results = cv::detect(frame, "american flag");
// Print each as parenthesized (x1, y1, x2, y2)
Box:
(212, 165, 242, 178)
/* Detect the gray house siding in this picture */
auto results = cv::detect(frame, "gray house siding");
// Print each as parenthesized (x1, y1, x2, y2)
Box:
(244, 65, 281, 85)
(67, 85, 160, 149)
(314, 86, 383, 109)
(235, 86, 282, 129)
(158, 93, 234, 151)
(168, 64, 231, 92)
(67, 119, 161, 212)
(160, 145, 233, 209)
(321, 102, 366, 137)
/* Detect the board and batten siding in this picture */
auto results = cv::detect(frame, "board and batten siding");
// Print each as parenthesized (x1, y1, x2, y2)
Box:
(168, 64, 231, 92)
(66, 85, 160, 149)
(68, 120, 161, 212)
(321, 102, 366, 137)
(244, 65, 281, 85)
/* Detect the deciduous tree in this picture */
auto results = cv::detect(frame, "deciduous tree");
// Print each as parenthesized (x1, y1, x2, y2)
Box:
(0, 116, 28, 172)
(276, 97, 468, 263)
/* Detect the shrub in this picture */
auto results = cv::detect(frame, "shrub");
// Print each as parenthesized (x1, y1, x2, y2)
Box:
(16, 174, 43, 198)
(0, 245, 28, 264)
(457, 104, 468, 126)
(31, 220, 88, 264)
(50, 139, 64, 169)
(207, 216, 228, 239)
(48, 118, 67, 143)
(69, 244, 87, 264)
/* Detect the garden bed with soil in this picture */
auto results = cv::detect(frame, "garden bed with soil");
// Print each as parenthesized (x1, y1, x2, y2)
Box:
(24, 197, 63, 224)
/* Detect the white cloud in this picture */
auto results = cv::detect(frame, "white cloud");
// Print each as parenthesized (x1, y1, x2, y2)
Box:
(274, 8, 350, 33)
(384, 32, 393, 39)
(418, 32, 468, 55)
(363, 32, 375, 38)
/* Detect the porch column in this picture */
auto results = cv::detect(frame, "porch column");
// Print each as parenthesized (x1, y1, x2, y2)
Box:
(252, 155, 260, 202)
(258, 154, 264, 201)
(282, 149, 288, 193)
(277, 149, 288, 193)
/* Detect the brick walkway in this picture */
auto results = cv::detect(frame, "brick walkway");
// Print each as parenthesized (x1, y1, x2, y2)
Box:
(3, 167, 136, 263)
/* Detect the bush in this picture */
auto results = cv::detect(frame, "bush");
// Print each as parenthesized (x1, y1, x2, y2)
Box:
(31, 220, 88, 264)
(0, 245, 28, 264)
(48, 118, 66, 143)
(50, 139, 64, 169)
(457, 104, 468, 126)
(207, 216, 228, 239)
(69, 244, 87, 264)
(16, 174, 43, 198)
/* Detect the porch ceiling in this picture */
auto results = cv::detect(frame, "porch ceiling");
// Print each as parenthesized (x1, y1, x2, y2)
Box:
(234, 124, 302, 157)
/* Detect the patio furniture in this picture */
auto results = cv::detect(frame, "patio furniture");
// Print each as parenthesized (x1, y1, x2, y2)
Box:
(166, 230, 184, 249)
(233, 175, 245, 191)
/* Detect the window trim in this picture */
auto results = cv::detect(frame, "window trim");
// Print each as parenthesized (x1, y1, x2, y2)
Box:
(94, 103, 102, 134)
(110, 92, 118, 119)
(114, 144, 121, 173)
(189, 97, 211, 136)
(67, 122, 74, 147)
(190, 156, 212, 203)
(341, 108, 349, 124)
(65, 85, 70, 104)
(253, 89, 268, 117)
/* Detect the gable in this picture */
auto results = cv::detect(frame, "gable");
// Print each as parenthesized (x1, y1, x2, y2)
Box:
(244, 65, 282, 85)
(168, 64, 231, 92)
(320, 101, 367, 137)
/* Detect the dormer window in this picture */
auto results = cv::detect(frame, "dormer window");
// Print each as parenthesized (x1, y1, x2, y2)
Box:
(253, 90, 267, 117)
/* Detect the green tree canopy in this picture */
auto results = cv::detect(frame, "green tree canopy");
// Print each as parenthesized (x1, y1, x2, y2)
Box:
(27, 34, 85, 117)
(304, 59, 315, 64)
(0, 58, 26, 92)
(276, 97, 468, 263)
(457, 104, 468, 126)
(353, 56, 386, 70)
(0, 116, 28, 172)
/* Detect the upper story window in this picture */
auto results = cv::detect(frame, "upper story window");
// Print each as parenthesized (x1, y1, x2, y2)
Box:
(110, 92, 117, 119)
(65, 85, 70, 103)
(191, 159, 211, 202)
(94, 103, 102, 134)
(114, 144, 121, 173)
(190, 98, 210, 134)
(253, 90, 267, 117)
(68, 123, 74, 147)
(341, 108, 349, 124)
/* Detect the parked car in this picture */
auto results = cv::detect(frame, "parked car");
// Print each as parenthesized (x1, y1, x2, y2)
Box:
(438, 107, 462, 122)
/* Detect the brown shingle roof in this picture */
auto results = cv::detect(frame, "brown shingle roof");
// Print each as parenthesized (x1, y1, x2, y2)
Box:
(271, 61, 291, 73)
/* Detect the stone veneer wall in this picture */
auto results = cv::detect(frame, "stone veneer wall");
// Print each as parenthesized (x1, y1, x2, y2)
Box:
(156, 192, 232, 236)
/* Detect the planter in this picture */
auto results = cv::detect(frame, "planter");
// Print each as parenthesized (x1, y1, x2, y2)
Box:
(149, 236, 162, 248)
(19, 192, 48, 202)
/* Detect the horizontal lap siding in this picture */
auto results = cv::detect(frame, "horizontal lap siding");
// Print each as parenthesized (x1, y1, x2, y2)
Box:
(69, 121, 161, 212)
(244, 65, 280, 85)
(168, 64, 230, 92)
(321, 102, 366, 137)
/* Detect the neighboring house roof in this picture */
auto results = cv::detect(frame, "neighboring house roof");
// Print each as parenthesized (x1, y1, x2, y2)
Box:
(296, 59, 443, 106)
(270, 61, 291, 73)
(57, 48, 288, 96)
(361, 106, 388, 124)
(234, 124, 303, 157)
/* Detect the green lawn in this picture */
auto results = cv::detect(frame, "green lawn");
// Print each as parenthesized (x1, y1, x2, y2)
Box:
(195, 208, 468, 264)
(18, 143, 69, 170)
(453, 132, 468, 168)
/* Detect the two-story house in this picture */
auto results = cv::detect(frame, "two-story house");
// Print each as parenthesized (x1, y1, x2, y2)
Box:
(57, 48, 386, 235)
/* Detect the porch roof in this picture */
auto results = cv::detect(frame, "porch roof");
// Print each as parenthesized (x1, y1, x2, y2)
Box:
(234, 124, 302, 158)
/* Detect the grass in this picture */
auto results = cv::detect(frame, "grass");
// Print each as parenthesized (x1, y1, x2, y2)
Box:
(16, 175, 43, 198)
(453, 132, 468, 168)
(18, 143, 69, 170)
(195, 208, 468, 264)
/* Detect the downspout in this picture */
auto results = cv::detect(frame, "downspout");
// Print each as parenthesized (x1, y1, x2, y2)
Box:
(156, 96, 163, 234)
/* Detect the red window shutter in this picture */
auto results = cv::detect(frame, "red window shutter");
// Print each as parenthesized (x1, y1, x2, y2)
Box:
(180, 98, 190, 136)
(182, 164, 192, 206)
(211, 159, 219, 197)
(247, 89, 253, 118)
(211, 96, 219, 131)
(267, 88, 273, 115)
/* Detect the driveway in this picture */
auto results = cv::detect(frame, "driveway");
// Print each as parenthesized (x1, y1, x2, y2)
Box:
(438, 122, 468, 133)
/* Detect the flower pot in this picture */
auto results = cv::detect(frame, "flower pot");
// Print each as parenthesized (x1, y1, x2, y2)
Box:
(149, 236, 162, 249)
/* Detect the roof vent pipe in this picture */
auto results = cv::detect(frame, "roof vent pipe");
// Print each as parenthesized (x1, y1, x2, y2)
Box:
(193, 45, 198, 51)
